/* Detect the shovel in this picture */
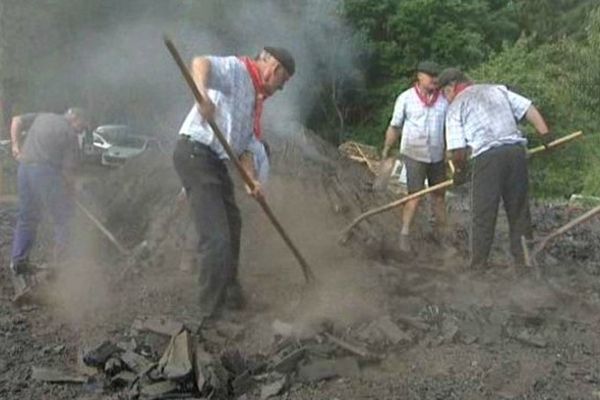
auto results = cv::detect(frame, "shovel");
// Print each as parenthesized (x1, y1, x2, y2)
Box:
(164, 36, 316, 284)
(340, 131, 584, 243)
(522, 204, 600, 269)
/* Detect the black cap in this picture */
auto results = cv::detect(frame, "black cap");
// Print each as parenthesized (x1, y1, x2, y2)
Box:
(264, 46, 295, 76)
(416, 61, 441, 76)
(437, 68, 469, 87)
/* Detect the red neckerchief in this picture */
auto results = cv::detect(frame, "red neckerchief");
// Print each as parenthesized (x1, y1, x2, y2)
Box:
(455, 82, 472, 96)
(239, 56, 268, 139)
(413, 84, 440, 107)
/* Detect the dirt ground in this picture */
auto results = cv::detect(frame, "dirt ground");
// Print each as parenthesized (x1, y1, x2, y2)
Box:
(2, 131, 600, 399)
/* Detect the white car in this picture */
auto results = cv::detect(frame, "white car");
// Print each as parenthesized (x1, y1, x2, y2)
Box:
(80, 125, 148, 166)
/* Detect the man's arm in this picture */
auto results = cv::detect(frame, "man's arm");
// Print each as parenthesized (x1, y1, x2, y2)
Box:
(240, 150, 263, 199)
(525, 105, 550, 136)
(190, 56, 216, 121)
(10, 116, 24, 159)
(382, 126, 400, 159)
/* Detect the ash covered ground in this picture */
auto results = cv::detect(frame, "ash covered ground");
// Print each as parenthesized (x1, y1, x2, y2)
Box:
(1, 130, 600, 399)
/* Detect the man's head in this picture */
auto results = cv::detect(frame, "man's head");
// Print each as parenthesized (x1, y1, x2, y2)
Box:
(256, 46, 295, 96)
(437, 68, 472, 102)
(416, 61, 441, 92)
(64, 107, 89, 133)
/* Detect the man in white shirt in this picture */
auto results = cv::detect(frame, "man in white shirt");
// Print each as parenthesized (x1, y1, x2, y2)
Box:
(439, 68, 552, 270)
(382, 61, 449, 254)
(172, 47, 294, 319)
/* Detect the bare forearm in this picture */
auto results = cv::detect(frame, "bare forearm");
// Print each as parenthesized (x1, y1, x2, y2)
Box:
(525, 106, 549, 135)
(190, 57, 211, 96)
(10, 117, 23, 147)
(239, 151, 257, 182)
(382, 126, 400, 158)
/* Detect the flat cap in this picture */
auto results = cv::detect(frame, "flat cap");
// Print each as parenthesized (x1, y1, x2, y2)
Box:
(264, 46, 295, 76)
(416, 61, 441, 76)
(437, 68, 469, 87)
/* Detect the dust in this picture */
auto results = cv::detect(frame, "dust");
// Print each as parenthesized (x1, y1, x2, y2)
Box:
(39, 213, 114, 328)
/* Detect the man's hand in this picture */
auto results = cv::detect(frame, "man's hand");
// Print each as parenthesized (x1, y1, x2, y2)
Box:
(197, 98, 216, 122)
(11, 143, 21, 160)
(452, 167, 469, 186)
(540, 131, 555, 150)
(245, 180, 264, 200)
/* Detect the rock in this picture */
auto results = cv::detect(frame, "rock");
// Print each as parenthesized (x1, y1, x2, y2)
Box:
(440, 318, 459, 344)
(111, 371, 137, 386)
(31, 367, 88, 383)
(104, 357, 124, 376)
(132, 315, 184, 337)
(158, 329, 193, 379)
(374, 316, 411, 345)
(514, 331, 548, 348)
(120, 350, 153, 374)
(272, 319, 293, 338)
(195, 345, 230, 396)
(83, 341, 121, 368)
(271, 347, 306, 374)
(260, 377, 287, 399)
(232, 370, 254, 396)
(297, 357, 360, 383)
(139, 380, 178, 397)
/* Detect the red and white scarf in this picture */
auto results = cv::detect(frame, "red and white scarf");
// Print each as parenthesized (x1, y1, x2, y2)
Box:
(239, 56, 268, 139)
(414, 84, 440, 107)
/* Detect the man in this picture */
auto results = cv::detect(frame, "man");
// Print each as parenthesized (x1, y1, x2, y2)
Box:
(172, 46, 294, 319)
(10, 108, 88, 294)
(438, 68, 551, 269)
(382, 61, 449, 253)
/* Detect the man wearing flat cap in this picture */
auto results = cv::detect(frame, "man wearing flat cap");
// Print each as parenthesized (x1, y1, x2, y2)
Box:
(173, 46, 294, 319)
(382, 61, 449, 254)
(438, 68, 552, 270)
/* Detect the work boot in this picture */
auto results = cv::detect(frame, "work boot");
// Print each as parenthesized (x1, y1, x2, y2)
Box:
(9, 261, 34, 302)
(399, 233, 412, 254)
(224, 281, 246, 311)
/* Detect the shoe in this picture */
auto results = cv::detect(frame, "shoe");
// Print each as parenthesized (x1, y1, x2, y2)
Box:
(9, 261, 33, 302)
(399, 233, 412, 254)
(224, 282, 246, 311)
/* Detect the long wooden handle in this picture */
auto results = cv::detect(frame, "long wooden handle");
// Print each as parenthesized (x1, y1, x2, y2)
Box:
(533, 204, 600, 257)
(341, 131, 584, 240)
(76, 200, 130, 255)
(164, 36, 315, 283)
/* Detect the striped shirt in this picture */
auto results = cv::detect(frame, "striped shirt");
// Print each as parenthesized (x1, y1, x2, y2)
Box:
(179, 56, 255, 160)
(445, 84, 532, 158)
(390, 87, 448, 163)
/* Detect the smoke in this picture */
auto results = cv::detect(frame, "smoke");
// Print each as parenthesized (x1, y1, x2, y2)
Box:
(11, 0, 365, 138)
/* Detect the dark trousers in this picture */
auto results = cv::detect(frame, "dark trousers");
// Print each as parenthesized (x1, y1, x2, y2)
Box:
(470, 144, 532, 268)
(11, 163, 73, 266)
(172, 137, 241, 316)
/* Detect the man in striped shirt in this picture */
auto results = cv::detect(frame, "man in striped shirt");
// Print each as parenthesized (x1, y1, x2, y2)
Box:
(439, 68, 552, 270)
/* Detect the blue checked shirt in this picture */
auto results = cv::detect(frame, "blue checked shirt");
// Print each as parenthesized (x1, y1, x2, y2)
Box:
(390, 87, 448, 163)
(179, 56, 256, 160)
(445, 84, 532, 158)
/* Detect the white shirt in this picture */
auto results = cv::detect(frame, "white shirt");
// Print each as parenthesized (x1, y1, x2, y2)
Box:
(179, 56, 256, 159)
(445, 84, 532, 158)
(390, 87, 448, 163)
(247, 137, 270, 185)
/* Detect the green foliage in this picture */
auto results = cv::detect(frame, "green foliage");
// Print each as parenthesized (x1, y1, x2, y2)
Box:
(338, 0, 520, 146)
(470, 7, 600, 198)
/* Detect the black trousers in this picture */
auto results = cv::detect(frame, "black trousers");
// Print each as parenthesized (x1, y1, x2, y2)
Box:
(173, 137, 241, 316)
(470, 144, 532, 268)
